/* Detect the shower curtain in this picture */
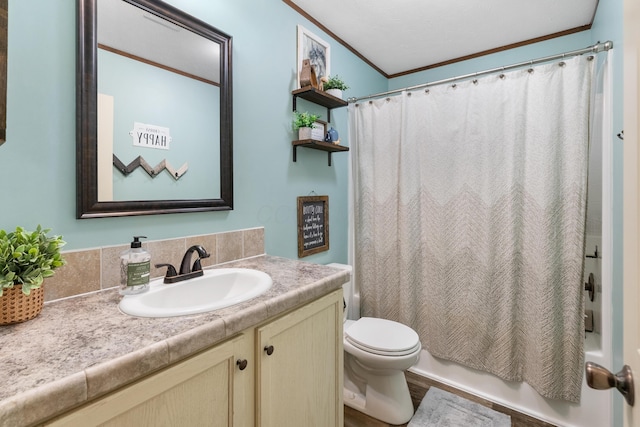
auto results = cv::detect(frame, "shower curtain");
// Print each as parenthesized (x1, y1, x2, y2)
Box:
(349, 55, 596, 402)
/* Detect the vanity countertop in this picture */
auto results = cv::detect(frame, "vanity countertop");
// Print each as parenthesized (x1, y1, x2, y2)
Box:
(0, 255, 349, 427)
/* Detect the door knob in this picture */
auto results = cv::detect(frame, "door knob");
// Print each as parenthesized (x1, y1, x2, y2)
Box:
(264, 345, 274, 356)
(585, 361, 634, 406)
(236, 359, 248, 371)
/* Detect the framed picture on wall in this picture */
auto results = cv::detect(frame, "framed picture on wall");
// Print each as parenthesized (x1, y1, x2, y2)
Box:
(297, 195, 329, 258)
(311, 119, 327, 141)
(297, 25, 330, 88)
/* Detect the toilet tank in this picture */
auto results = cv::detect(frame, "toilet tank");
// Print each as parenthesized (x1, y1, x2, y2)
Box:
(327, 263, 354, 321)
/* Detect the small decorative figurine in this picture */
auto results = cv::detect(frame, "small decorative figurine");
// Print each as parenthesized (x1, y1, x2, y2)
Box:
(300, 59, 318, 88)
(325, 127, 339, 144)
(319, 76, 328, 91)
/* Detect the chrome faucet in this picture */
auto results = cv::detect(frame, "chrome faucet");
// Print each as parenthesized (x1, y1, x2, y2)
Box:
(155, 245, 210, 284)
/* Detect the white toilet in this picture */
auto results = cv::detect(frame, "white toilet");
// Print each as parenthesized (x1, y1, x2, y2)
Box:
(328, 263, 421, 425)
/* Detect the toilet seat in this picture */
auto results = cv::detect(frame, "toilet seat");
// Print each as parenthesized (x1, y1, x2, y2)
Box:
(345, 317, 420, 356)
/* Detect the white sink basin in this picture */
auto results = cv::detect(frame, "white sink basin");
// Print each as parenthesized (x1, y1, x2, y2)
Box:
(119, 268, 273, 317)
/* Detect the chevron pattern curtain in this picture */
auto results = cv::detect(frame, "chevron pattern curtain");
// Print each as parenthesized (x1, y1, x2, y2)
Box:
(350, 55, 594, 402)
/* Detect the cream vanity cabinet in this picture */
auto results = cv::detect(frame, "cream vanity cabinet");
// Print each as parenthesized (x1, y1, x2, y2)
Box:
(44, 289, 342, 426)
(256, 290, 343, 427)
(44, 332, 254, 427)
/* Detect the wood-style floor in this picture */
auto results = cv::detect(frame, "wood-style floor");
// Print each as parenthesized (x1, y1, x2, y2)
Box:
(344, 371, 559, 427)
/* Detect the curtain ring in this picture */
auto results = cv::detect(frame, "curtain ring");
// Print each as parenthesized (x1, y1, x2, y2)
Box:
(559, 53, 566, 67)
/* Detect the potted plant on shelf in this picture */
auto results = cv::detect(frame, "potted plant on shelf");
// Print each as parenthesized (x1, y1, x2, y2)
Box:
(322, 75, 349, 99)
(0, 225, 66, 325)
(293, 111, 320, 140)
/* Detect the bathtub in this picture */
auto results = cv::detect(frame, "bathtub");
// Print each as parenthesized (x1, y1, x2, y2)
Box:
(409, 233, 612, 427)
(409, 333, 609, 427)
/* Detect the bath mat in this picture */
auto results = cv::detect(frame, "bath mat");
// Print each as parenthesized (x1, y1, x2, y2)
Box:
(408, 387, 511, 427)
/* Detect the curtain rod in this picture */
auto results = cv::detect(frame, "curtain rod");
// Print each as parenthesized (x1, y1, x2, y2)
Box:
(347, 41, 613, 103)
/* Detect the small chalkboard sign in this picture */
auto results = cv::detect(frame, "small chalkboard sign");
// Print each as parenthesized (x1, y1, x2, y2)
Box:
(297, 195, 329, 258)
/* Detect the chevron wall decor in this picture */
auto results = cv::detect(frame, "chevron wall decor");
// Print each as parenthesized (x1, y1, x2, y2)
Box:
(112, 154, 188, 180)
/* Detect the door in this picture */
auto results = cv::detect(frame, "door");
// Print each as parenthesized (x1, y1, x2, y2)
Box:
(624, 0, 640, 425)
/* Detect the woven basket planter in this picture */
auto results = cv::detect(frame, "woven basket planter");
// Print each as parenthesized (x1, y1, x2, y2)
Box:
(0, 285, 44, 325)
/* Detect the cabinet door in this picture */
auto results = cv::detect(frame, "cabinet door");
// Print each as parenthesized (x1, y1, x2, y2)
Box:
(46, 334, 249, 427)
(256, 290, 343, 427)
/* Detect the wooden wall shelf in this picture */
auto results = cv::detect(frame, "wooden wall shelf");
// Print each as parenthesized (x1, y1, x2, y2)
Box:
(292, 86, 347, 122)
(291, 87, 348, 165)
(292, 140, 349, 166)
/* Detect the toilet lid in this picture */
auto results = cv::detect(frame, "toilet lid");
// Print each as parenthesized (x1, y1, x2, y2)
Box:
(345, 317, 420, 356)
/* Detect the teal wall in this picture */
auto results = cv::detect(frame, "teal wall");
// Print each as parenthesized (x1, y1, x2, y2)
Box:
(388, 32, 592, 90)
(0, 0, 386, 266)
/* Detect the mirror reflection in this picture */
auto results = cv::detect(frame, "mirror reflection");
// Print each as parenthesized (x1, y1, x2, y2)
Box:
(77, 0, 233, 218)
(97, 0, 221, 201)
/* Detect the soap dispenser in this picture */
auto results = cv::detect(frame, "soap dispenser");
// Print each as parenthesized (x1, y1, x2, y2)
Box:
(119, 236, 151, 295)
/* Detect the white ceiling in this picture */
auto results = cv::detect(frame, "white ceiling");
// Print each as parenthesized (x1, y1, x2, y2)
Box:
(286, 0, 600, 77)
(98, 0, 220, 84)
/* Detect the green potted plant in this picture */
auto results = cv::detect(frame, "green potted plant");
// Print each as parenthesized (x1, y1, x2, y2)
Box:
(322, 75, 349, 99)
(293, 111, 320, 140)
(0, 225, 66, 325)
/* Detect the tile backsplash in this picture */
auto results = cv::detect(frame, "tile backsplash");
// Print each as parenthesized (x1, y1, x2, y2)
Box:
(44, 227, 265, 302)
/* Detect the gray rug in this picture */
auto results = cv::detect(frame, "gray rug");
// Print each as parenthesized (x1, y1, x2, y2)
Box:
(408, 387, 511, 427)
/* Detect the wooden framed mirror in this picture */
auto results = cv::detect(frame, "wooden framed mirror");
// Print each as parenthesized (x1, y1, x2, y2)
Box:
(0, 0, 7, 144)
(76, 0, 233, 218)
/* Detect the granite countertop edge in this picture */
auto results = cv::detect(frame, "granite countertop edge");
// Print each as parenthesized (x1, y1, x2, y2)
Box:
(0, 255, 349, 427)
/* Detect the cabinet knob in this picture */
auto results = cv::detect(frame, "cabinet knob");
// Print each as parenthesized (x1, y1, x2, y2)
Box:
(264, 345, 274, 356)
(236, 359, 248, 371)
